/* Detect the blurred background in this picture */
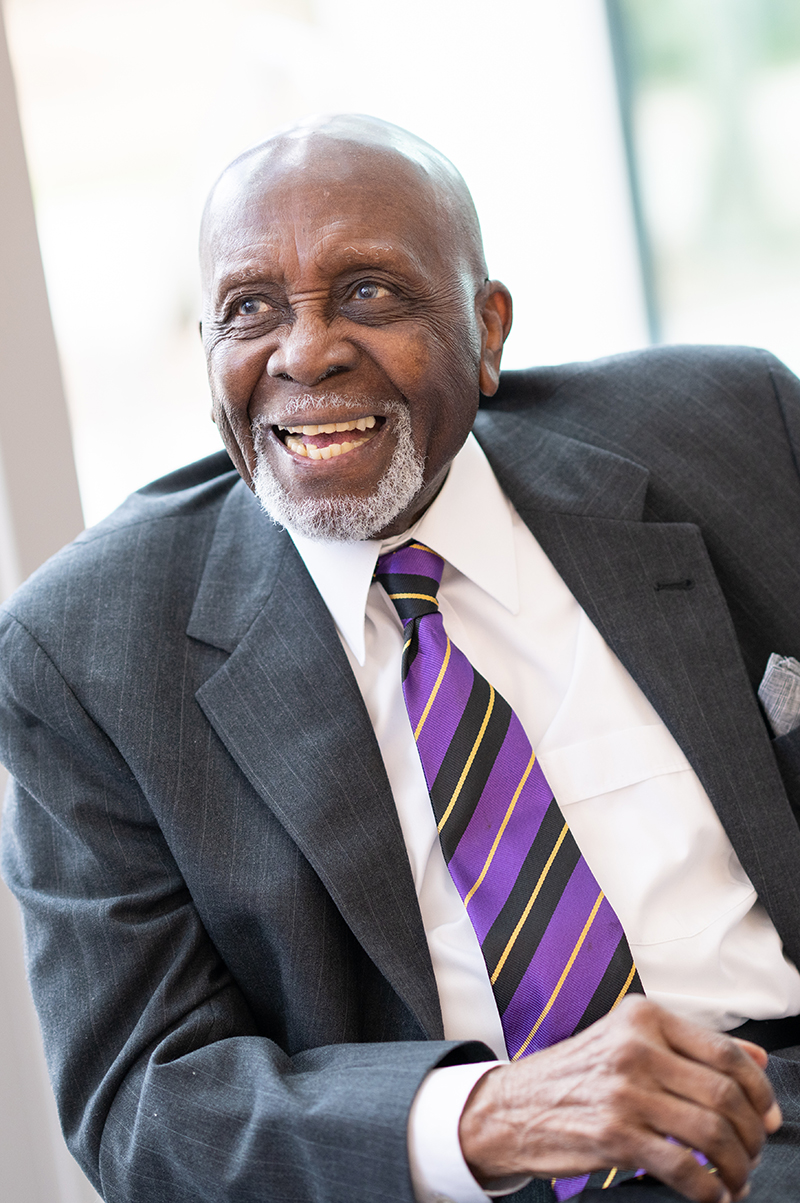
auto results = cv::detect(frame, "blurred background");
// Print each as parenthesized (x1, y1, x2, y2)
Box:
(6, 0, 800, 526)
(1, 1, 799, 1199)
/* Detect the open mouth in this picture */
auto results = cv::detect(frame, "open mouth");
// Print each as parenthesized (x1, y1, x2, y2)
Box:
(275, 415, 383, 461)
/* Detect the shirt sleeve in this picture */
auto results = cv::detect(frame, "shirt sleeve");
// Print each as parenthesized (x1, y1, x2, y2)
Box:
(407, 1063, 533, 1202)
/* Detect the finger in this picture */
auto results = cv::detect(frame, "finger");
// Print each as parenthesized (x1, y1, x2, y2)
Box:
(632, 1132, 737, 1203)
(732, 1039, 768, 1071)
(654, 1054, 768, 1160)
(660, 1014, 777, 1122)
(730, 1041, 781, 1131)
(633, 1090, 754, 1197)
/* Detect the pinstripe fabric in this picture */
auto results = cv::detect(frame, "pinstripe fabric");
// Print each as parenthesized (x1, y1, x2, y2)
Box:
(376, 543, 644, 1200)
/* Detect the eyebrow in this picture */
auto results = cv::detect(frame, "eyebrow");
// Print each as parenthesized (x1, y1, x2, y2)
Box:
(212, 237, 428, 306)
(213, 262, 281, 303)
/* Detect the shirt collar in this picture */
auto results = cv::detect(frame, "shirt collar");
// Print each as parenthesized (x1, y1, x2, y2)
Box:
(288, 432, 519, 665)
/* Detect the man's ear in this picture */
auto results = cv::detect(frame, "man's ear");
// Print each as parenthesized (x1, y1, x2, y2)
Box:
(477, 282, 513, 396)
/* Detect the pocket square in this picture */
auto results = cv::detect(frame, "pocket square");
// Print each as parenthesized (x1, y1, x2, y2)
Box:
(758, 653, 800, 737)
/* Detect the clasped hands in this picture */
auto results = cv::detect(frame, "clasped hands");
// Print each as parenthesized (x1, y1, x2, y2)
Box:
(459, 997, 782, 1203)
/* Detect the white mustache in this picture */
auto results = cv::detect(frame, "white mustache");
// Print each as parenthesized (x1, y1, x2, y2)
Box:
(253, 394, 403, 433)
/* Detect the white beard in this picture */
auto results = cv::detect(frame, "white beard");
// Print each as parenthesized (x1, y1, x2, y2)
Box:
(251, 397, 425, 542)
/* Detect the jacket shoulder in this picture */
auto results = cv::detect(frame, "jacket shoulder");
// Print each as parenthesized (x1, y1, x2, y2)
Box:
(489, 344, 788, 411)
(1, 450, 241, 642)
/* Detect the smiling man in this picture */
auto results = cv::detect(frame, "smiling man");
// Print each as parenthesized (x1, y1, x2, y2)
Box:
(2, 115, 800, 1203)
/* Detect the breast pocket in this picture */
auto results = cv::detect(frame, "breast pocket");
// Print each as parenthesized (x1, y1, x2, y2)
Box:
(536, 725, 756, 946)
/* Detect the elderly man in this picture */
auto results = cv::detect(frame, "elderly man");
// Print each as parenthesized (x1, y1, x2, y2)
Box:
(2, 115, 800, 1203)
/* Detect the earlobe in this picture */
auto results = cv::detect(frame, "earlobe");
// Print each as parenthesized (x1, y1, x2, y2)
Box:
(477, 283, 513, 397)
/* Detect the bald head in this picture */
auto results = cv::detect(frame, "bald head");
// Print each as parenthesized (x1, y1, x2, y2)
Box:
(199, 114, 488, 296)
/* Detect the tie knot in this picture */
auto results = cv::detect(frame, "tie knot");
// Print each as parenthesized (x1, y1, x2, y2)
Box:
(375, 542, 444, 624)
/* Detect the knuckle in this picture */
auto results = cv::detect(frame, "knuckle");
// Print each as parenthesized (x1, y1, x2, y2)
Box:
(715, 1039, 744, 1072)
(611, 1040, 654, 1079)
(613, 994, 651, 1025)
(709, 1075, 740, 1112)
(705, 1113, 732, 1148)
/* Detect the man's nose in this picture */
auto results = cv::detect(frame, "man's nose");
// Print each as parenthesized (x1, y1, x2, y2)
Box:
(267, 308, 357, 385)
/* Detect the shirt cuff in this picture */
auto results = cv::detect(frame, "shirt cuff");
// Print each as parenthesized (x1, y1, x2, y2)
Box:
(407, 1062, 533, 1202)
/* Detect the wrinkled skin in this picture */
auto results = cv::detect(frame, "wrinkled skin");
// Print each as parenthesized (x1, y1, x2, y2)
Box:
(200, 116, 512, 538)
(199, 117, 781, 1201)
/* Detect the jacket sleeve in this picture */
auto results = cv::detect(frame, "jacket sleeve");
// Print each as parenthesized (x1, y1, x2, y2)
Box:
(0, 612, 490, 1203)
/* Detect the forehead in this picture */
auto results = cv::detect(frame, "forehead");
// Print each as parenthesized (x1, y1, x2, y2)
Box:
(203, 143, 457, 295)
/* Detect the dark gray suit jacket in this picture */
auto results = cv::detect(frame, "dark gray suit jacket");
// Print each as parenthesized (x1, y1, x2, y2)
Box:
(1, 345, 800, 1203)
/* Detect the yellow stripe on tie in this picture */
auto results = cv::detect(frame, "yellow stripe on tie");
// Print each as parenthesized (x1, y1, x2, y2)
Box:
(437, 686, 495, 833)
(464, 750, 536, 908)
(602, 1169, 618, 1189)
(389, 592, 439, 605)
(609, 962, 638, 1012)
(491, 822, 569, 984)
(512, 890, 605, 1060)
(414, 637, 451, 740)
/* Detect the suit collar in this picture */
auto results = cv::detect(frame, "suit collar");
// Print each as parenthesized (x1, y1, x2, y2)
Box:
(472, 408, 650, 522)
(187, 480, 288, 652)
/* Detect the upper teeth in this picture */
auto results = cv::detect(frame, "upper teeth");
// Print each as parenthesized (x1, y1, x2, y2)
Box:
(277, 416, 377, 435)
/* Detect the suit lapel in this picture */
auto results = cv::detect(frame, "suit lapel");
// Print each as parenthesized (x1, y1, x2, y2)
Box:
(475, 410, 800, 968)
(188, 482, 443, 1039)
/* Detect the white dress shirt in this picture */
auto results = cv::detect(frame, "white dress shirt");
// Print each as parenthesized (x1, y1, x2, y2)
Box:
(289, 433, 800, 1202)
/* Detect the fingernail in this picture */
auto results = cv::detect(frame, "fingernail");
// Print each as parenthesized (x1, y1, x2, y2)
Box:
(765, 1102, 783, 1132)
(719, 1191, 731, 1203)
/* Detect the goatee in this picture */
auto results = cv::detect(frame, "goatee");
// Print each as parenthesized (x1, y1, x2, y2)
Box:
(251, 397, 425, 541)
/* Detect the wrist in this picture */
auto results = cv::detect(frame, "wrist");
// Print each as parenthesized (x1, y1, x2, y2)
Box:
(459, 1064, 519, 1183)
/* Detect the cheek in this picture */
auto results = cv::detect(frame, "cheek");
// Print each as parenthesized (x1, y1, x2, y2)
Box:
(208, 340, 270, 413)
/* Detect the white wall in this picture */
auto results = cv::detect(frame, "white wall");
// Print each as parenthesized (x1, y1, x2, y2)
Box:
(5, 0, 649, 525)
(0, 6, 98, 1201)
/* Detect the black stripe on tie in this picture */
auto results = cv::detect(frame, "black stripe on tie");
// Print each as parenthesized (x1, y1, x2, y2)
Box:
(401, 619, 422, 680)
(430, 675, 512, 861)
(483, 798, 582, 1016)
(374, 570, 440, 595)
(571, 937, 643, 1037)
(375, 570, 440, 607)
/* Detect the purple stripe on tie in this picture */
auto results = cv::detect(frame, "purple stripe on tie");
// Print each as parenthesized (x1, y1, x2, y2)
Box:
(500, 860, 621, 1060)
(554, 1175, 591, 1201)
(445, 719, 554, 943)
(405, 616, 474, 786)
(524, 897, 624, 1052)
(387, 544, 444, 583)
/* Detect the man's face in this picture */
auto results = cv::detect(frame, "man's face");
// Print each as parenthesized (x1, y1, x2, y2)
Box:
(202, 143, 509, 539)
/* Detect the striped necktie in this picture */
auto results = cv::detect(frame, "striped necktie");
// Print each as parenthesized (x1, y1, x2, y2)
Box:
(376, 542, 644, 1200)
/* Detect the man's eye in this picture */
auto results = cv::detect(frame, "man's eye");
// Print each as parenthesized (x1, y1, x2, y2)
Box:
(353, 282, 390, 301)
(236, 297, 271, 316)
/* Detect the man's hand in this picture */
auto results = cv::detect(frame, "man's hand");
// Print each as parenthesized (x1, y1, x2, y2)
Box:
(459, 997, 781, 1203)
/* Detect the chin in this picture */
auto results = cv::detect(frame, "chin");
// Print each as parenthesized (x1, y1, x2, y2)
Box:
(251, 411, 425, 542)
